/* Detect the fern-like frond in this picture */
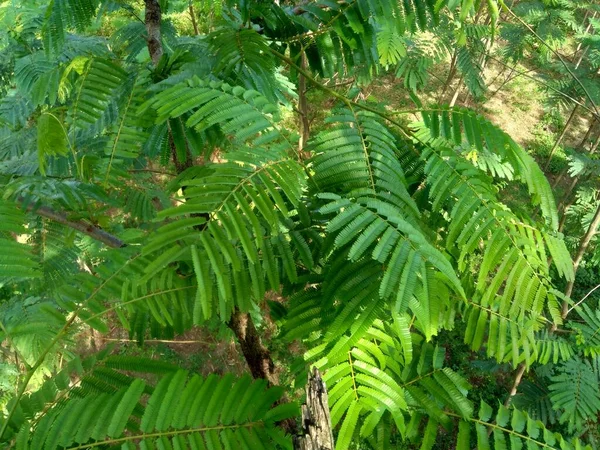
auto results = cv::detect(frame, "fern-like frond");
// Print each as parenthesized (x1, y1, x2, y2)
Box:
(456, 46, 486, 98)
(419, 105, 559, 229)
(42, 0, 100, 53)
(377, 21, 406, 68)
(454, 402, 591, 449)
(14, 53, 61, 107)
(311, 108, 419, 217)
(317, 322, 472, 450)
(142, 76, 291, 150)
(23, 370, 296, 449)
(0, 202, 40, 282)
(102, 72, 151, 183)
(513, 379, 558, 426)
(319, 192, 464, 310)
(549, 357, 600, 433)
(37, 112, 69, 175)
(144, 146, 307, 322)
(0, 93, 34, 130)
(407, 111, 573, 362)
(572, 304, 600, 357)
(69, 58, 128, 131)
(209, 28, 279, 100)
(420, 145, 559, 319)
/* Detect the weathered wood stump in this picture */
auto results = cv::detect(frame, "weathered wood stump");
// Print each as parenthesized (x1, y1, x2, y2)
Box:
(293, 368, 335, 450)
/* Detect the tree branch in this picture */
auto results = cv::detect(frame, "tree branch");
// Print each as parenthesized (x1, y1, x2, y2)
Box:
(24, 203, 126, 248)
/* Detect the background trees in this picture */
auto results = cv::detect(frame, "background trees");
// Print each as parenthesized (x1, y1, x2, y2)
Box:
(0, 0, 600, 448)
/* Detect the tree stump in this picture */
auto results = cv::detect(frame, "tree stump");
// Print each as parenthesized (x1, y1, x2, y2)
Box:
(293, 368, 335, 450)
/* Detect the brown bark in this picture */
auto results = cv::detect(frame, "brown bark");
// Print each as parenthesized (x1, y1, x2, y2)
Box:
(293, 368, 335, 450)
(145, 0, 163, 65)
(189, 2, 199, 35)
(227, 309, 280, 385)
(227, 309, 298, 435)
(23, 202, 125, 248)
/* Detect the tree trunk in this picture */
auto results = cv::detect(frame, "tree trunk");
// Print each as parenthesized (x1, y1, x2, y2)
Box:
(189, 2, 199, 35)
(545, 105, 578, 170)
(561, 201, 600, 317)
(293, 368, 335, 450)
(145, 0, 163, 65)
(227, 309, 298, 435)
(227, 309, 280, 385)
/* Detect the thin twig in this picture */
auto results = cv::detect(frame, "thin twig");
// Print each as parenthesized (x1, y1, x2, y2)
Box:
(102, 338, 212, 345)
(567, 282, 600, 316)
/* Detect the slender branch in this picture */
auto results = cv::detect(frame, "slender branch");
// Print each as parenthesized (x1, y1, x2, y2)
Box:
(544, 105, 578, 170)
(102, 337, 212, 344)
(23, 202, 126, 248)
(269, 49, 412, 137)
(567, 282, 600, 315)
(128, 168, 176, 176)
(504, 363, 526, 407)
(445, 411, 555, 448)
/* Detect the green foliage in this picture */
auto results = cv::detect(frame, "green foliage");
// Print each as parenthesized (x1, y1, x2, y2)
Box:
(456, 401, 592, 450)
(0, 202, 40, 282)
(549, 357, 600, 433)
(20, 370, 295, 449)
(42, 0, 100, 53)
(37, 113, 69, 175)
